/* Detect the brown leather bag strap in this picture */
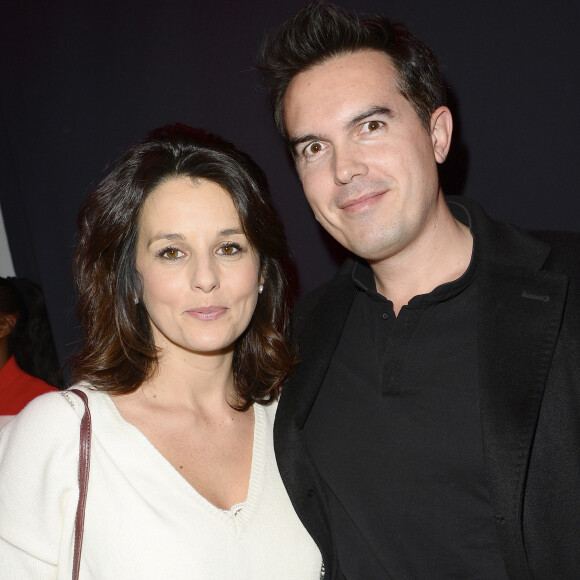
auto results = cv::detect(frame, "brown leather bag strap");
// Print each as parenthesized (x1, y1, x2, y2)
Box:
(68, 389, 92, 580)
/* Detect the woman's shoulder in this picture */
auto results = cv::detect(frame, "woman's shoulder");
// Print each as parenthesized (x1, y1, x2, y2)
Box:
(0, 390, 81, 457)
(10, 388, 74, 422)
(0, 390, 84, 558)
(0, 383, 109, 456)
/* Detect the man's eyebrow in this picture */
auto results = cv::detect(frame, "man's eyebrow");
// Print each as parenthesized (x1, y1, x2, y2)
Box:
(287, 106, 393, 154)
(288, 133, 322, 154)
(348, 106, 393, 128)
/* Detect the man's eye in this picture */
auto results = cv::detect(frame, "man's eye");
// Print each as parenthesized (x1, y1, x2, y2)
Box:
(304, 142, 324, 157)
(363, 120, 383, 132)
(160, 248, 183, 260)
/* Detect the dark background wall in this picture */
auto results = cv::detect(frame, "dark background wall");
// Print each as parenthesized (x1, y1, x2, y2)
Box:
(1, 0, 579, 369)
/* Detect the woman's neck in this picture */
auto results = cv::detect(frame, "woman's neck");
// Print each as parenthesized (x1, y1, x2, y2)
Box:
(133, 347, 240, 416)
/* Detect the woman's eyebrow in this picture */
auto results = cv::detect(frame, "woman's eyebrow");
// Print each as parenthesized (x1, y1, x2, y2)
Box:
(218, 228, 244, 237)
(147, 232, 185, 248)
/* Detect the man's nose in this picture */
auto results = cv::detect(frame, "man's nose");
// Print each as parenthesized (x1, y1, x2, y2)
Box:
(333, 143, 368, 185)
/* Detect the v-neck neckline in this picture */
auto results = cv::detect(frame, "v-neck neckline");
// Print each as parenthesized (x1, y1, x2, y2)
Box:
(93, 389, 266, 534)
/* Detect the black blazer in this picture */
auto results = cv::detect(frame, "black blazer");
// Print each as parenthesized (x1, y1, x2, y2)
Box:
(275, 197, 580, 579)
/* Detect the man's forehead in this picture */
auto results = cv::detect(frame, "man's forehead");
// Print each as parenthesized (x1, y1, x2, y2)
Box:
(283, 50, 401, 135)
(293, 49, 396, 85)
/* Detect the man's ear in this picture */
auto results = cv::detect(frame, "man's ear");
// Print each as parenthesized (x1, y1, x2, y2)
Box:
(0, 314, 17, 339)
(430, 106, 453, 164)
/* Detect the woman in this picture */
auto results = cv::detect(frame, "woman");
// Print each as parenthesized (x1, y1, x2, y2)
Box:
(0, 125, 322, 578)
(0, 277, 59, 428)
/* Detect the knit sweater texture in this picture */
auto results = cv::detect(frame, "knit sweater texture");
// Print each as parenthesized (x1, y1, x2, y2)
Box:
(0, 385, 322, 579)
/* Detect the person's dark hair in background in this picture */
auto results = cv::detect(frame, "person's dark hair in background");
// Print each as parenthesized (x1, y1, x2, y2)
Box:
(257, 0, 446, 140)
(72, 124, 295, 410)
(0, 277, 61, 387)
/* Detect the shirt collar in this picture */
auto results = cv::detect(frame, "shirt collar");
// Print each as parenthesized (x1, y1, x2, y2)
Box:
(350, 199, 477, 305)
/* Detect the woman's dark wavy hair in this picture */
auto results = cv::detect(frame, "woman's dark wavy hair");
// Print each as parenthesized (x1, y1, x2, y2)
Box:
(72, 124, 296, 409)
(0, 277, 62, 387)
(257, 0, 447, 140)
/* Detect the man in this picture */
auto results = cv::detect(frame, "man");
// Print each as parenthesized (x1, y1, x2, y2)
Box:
(257, 2, 580, 579)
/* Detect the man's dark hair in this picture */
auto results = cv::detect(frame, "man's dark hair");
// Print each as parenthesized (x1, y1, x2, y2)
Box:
(72, 124, 296, 410)
(257, 0, 446, 139)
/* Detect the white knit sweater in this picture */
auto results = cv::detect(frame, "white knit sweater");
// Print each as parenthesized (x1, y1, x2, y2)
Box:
(0, 386, 322, 579)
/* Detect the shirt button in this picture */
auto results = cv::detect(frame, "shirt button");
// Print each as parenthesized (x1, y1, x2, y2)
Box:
(382, 312, 389, 320)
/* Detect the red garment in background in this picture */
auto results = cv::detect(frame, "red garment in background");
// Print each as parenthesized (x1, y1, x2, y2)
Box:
(0, 356, 57, 414)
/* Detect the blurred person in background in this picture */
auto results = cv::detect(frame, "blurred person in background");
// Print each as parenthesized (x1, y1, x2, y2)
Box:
(0, 277, 60, 429)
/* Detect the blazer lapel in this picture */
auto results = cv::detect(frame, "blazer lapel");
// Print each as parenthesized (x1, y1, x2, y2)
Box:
(478, 261, 568, 578)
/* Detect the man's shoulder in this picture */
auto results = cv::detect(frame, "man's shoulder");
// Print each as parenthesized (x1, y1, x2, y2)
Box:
(526, 229, 580, 281)
(529, 229, 580, 253)
(448, 196, 580, 274)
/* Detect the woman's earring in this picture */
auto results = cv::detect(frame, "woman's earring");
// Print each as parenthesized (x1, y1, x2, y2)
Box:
(134, 296, 139, 305)
(258, 283, 264, 295)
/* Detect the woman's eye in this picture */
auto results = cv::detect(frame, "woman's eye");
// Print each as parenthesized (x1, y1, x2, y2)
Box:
(160, 248, 183, 260)
(218, 243, 241, 256)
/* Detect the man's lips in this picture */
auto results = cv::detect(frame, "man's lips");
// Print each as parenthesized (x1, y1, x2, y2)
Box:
(186, 306, 227, 321)
(339, 190, 387, 213)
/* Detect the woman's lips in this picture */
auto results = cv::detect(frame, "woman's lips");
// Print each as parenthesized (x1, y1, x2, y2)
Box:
(187, 306, 227, 321)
